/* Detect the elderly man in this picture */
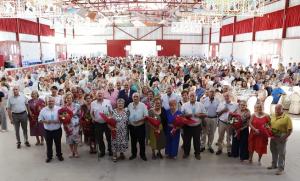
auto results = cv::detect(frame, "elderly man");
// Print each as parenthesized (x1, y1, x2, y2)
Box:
(118, 81, 136, 107)
(202, 89, 220, 153)
(7, 86, 30, 149)
(38, 96, 64, 163)
(91, 90, 113, 157)
(181, 91, 207, 160)
(216, 92, 238, 157)
(161, 86, 180, 110)
(268, 104, 293, 175)
(128, 92, 148, 161)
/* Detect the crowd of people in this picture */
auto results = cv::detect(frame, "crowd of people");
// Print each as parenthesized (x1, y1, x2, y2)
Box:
(0, 56, 295, 176)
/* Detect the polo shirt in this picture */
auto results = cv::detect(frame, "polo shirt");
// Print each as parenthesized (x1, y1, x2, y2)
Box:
(203, 98, 220, 118)
(271, 113, 293, 134)
(7, 94, 28, 113)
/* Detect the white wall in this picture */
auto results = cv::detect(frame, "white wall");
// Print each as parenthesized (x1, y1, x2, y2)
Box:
(20, 42, 41, 66)
(286, 26, 300, 37)
(256, 28, 283, 40)
(41, 43, 55, 61)
(219, 43, 233, 60)
(68, 44, 107, 58)
(232, 42, 253, 66)
(290, 0, 300, 7)
(0, 31, 16, 41)
(180, 44, 203, 56)
(282, 39, 300, 63)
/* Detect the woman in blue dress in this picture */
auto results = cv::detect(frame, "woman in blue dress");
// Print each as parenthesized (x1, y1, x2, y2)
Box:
(165, 99, 182, 159)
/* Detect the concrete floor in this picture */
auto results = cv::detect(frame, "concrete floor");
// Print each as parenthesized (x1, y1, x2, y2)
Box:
(1, 116, 300, 181)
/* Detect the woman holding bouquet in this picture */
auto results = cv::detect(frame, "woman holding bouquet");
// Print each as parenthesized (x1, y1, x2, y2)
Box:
(64, 92, 81, 158)
(231, 100, 251, 161)
(80, 94, 96, 154)
(148, 97, 167, 160)
(248, 103, 271, 164)
(110, 98, 129, 162)
(28, 91, 46, 145)
(165, 99, 182, 159)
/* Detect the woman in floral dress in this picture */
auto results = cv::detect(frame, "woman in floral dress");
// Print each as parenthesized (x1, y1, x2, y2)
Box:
(64, 92, 81, 158)
(110, 98, 129, 162)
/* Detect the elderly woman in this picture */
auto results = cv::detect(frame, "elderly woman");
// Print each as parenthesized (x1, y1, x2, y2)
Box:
(110, 98, 129, 162)
(165, 99, 182, 159)
(231, 100, 251, 161)
(248, 103, 270, 164)
(64, 92, 81, 158)
(148, 97, 167, 160)
(28, 91, 46, 145)
(80, 94, 96, 154)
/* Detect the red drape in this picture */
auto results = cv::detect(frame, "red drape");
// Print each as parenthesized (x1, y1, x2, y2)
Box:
(221, 24, 234, 36)
(19, 19, 38, 35)
(286, 5, 300, 27)
(40, 24, 54, 36)
(0, 18, 17, 32)
(156, 40, 180, 57)
(234, 19, 253, 35)
(254, 10, 284, 32)
(107, 40, 131, 57)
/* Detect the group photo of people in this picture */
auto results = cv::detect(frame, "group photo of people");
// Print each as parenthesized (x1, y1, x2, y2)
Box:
(0, 56, 294, 176)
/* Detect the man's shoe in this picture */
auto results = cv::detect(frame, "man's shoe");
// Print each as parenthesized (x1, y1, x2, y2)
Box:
(267, 166, 277, 170)
(275, 170, 284, 175)
(200, 147, 205, 152)
(141, 156, 147, 161)
(109, 152, 113, 156)
(227, 152, 232, 157)
(195, 155, 201, 160)
(17, 143, 21, 149)
(208, 148, 214, 153)
(216, 150, 222, 155)
(45, 158, 52, 163)
(183, 154, 189, 159)
(25, 142, 31, 147)
(129, 155, 136, 160)
(57, 156, 64, 161)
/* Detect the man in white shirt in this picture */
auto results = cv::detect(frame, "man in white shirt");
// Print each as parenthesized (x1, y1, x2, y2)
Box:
(91, 90, 113, 157)
(7, 86, 30, 149)
(202, 89, 220, 153)
(181, 91, 207, 160)
(128, 92, 148, 161)
(216, 92, 238, 157)
(161, 86, 180, 110)
(38, 96, 63, 163)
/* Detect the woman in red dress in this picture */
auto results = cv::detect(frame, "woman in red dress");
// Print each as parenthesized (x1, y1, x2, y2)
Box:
(248, 103, 270, 164)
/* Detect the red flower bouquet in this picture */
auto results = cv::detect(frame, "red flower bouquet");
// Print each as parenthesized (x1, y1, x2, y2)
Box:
(228, 112, 243, 139)
(170, 116, 196, 136)
(259, 122, 273, 138)
(100, 113, 117, 139)
(145, 116, 161, 138)
(58, 107, 73, 136)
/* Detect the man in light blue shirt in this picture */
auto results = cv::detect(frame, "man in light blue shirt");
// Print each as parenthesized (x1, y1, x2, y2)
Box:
(128, 92, 148, 161)
(38, 96, 63, 163)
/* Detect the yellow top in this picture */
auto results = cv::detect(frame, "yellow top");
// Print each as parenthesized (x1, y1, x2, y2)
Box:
(271, 113, 293, 134)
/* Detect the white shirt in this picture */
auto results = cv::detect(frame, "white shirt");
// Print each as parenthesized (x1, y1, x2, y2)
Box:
(161, 93, 180, 110)
(217, 101, 238, 122)
(7, 94, 28, 113)
(38, 106, 61, 131)
(128, 102, 148, 126)
(91, 99, 113, 123)
(181, 101, 207, 126)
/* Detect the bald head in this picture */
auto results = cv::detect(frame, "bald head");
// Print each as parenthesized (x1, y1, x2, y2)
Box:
(275, 104, 284, 116)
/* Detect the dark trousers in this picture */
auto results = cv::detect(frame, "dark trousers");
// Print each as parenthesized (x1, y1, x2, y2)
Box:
(129, 124, 146, 157)
(45, 128, 62, 159)
(231, 128, 249, 160)
(183, 125, 201, 156)
(12, 112, 28, 144)
(94, 122, 112, 154)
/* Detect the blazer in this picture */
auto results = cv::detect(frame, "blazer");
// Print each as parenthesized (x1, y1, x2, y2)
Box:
(118, 89, 136, 107)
